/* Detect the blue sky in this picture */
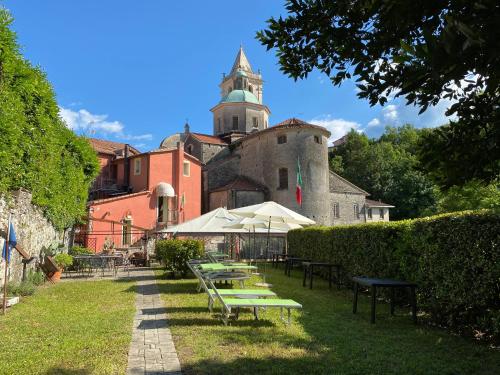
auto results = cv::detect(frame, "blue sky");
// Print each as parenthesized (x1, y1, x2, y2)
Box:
(3, 0, 454, 151)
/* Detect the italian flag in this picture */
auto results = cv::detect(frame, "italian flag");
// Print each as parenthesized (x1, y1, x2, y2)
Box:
(296, 157, 303, 206)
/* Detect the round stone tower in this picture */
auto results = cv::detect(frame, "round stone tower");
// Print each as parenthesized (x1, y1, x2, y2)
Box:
(234, 118, 331, 224)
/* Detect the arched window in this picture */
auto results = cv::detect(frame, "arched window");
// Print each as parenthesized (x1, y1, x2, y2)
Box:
(186, 144, 194, 155)
(249, 85, 253, 93)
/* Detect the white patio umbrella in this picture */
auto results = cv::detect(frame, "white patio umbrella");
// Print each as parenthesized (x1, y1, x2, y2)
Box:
(229, 201, 316, 225)
(229, 202, 314, 286)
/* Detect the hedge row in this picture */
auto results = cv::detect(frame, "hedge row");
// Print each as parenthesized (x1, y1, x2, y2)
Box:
(287, 210, 500, 341)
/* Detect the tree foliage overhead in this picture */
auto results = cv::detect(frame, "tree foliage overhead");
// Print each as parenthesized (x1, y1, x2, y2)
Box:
(330, 125, 438, 220)
(258, 0, 500, 184)
(0, 8, 99, 229)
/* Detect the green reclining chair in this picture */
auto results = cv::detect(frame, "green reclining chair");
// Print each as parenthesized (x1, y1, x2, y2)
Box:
(190, 263, 278, 312)
(205, 277, 302, 325)
(187, 261, 250, 291)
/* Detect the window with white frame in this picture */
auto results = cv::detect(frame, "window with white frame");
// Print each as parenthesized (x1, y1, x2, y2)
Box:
(133, 158, 141, 175)
(183, 160, 190, 176)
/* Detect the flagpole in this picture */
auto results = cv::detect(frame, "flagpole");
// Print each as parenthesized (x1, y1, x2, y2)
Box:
(2, 212, 12, 315)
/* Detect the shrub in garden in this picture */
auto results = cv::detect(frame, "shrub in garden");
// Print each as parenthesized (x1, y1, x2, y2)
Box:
(26, 270, 45, 286)
(69, 246, 94, 255)
(53, 253, 73, 270)
(156, 239, 204, 278)
(288, 210, 500, 341)
(8, 281, 36, 296)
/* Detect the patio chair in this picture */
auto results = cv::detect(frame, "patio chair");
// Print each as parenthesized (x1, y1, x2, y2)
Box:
(189, 262, 277, 312)
(205, 277, 302, 325)
(187, 262, 250, 291)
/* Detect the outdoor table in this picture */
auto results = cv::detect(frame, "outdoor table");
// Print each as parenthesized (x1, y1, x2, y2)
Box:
(73, 255, 123, 277)
(302, 262, 341, 289)
(272, 253, 287, 268)
(284, 257, 311, 276)
(352, 276, 418, 324)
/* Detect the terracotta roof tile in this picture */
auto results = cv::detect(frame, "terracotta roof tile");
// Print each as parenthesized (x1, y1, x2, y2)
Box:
(190, 133, 228, 145)
(210, 176, 267, 193)
(274, 118, 311, 127)
(88, 138, 140, 155)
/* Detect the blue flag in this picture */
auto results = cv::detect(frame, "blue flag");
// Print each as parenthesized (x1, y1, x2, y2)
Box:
(2, 222, 17, 263)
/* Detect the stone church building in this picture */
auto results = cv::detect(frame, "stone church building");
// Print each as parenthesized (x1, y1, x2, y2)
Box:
(160, 47, 393, 225)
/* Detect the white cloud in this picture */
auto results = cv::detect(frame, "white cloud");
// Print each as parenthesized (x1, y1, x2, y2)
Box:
(382, 104, 398, 123)
(121, 134, 153, 141)
(309, 115, 361, 145)
(59, 107, 124, 134)
(367, 118, 381, 128)
(59, 106, 153, 147)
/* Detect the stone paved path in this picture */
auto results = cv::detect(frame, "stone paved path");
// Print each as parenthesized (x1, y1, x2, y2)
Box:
(126, 268, 182, 375)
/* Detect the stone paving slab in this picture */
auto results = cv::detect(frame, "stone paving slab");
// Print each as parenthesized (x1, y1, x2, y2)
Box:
(126, 268, 182, 375)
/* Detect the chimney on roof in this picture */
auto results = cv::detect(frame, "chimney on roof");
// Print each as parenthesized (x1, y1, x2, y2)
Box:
(184, 122, 190, 134)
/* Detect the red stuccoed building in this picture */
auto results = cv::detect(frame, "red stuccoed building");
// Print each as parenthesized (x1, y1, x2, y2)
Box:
(78, 138, 201, 252)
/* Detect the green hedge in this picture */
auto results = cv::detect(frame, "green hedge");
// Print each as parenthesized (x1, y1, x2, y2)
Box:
(156, 239, 204, 277)
(288, 210, 500, 340)
(0, 9, 99, 229)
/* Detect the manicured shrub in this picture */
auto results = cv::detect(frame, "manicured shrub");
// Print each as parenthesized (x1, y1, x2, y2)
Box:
(156, 239, 204, 277)
(69, 246, 94, 255)
(288, 210, 500, 341)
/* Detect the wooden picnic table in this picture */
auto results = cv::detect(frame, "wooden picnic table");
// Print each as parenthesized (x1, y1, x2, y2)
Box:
(302, 262, 342, 290)
(352, 276, 418, 324)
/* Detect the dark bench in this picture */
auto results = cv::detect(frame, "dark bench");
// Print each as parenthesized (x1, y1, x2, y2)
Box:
(284, 257, 311, 276)
(302, 262, 342, 289)
(352, 276, 418, 324)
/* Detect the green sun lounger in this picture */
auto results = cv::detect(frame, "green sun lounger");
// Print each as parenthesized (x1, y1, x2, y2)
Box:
(198, 263, 257, 272)
(206, 278, 302, 325)
(191, 264, 277, 311)
(187, 262, 250, 291)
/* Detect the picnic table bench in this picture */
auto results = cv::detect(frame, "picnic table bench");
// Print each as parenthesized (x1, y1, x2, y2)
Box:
(352, 276, 418, 324)
(302, 262, 342, 289)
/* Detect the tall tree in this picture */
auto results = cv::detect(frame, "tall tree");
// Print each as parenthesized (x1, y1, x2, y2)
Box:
(331, 127, 438, 220)
(0, 8, 99, 228)
(258, 0, 500, 185)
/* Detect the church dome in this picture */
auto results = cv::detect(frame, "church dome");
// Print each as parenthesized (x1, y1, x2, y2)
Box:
(221, 89, 259, 104)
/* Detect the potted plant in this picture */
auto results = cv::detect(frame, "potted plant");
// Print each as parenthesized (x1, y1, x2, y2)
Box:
(51, 253, 73, 281)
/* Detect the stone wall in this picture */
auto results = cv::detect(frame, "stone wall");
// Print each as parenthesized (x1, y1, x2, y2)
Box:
(235, 126, 332, 225)
(330, 192, 366, 225)
(0, 190, 65, 285)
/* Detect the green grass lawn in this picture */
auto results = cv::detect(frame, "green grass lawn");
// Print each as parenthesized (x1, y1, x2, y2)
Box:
(155, 267, 500, 375)
(0, 279, 136, 375)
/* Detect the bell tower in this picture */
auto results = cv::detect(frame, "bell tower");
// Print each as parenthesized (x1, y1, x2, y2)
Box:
(210, 47, 270, 137)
